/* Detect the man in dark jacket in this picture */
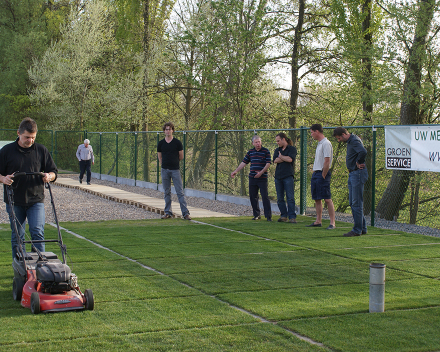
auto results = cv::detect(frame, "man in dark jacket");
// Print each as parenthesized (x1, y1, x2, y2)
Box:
(0, 118, 58, 259)
(333, 127, 368, 237)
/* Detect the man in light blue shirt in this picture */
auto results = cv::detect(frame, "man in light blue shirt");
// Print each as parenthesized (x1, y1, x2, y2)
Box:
(76, 139, 94, 185)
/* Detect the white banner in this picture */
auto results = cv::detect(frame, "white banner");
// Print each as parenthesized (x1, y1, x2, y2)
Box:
(385, 125, 440, 172)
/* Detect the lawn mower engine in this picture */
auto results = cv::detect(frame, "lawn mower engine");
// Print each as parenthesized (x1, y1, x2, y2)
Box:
(36, 262, 75, 294)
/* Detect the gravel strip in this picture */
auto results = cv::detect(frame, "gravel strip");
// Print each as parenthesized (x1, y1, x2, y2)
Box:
(0, 174, 439, 238)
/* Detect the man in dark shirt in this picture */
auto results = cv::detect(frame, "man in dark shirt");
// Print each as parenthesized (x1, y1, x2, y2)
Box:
(0, 117, 58, 259)
(231, 135, 272, 221)
(157, 122, 191, 220)
(273, 132, 297, 223)
(333, 127, 368, 237)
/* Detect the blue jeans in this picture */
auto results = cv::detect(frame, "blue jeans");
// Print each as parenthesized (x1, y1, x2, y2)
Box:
(348, 168, 368, 234)
(275, 176, 296, 219)
(161, 168, 189, 217)
(6, 202, 45, 259)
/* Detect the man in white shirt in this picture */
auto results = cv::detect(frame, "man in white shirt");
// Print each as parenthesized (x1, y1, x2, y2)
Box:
(307, 124, 336, 230)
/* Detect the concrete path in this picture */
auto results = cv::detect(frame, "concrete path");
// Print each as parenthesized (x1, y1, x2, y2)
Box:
(54, 178, 234, 219)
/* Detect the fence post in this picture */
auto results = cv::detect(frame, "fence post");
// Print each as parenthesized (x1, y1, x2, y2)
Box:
(54, 131, 58, 166)
(116, 133, 119, 178)
(300, 126, 308, 214)
(371, 126, 377, 227)
(134, 132, 138, 182)
(156, 132, 160, 189)
(215, 130, 218, 197)
(183, 131, 186, 189)
(99, 133, 102, 178)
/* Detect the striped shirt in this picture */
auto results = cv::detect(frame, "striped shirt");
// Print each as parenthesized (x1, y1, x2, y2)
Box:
(242, 147, 271, 179)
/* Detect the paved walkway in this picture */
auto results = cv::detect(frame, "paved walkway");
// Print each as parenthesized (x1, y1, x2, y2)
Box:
(54, 178, 234, 219)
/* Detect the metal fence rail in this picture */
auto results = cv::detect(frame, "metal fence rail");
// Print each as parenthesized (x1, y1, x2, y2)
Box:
(2, 126, 438, 229)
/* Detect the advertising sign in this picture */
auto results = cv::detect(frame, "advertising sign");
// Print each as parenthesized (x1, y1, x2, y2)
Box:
(385, 125, 440, 172)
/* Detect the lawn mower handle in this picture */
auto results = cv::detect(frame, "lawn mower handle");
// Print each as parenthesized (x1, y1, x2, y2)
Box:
(12, 171, 46, 178)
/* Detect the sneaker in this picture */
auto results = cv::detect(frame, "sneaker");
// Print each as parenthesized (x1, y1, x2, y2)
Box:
(79, 179, 82, 184)
(326, 225, 335, 230)
(267, 218, 273, 222)
(277, 217, 288, 222)
(87, 182, 91, 185)
(161, 214, 172, 219)
(288, 218, 297, 223)
(343, 230, 361, 237)
(184, 214, 192, 220)
(306, 223, 322, 227)
(251, 216, 261, 220)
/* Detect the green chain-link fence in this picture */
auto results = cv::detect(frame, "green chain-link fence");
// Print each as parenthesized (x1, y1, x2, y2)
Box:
(2, 126, 438, 229)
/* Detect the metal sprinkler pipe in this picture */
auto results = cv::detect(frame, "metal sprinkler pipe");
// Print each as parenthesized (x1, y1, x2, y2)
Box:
(369, 263, 386, 313)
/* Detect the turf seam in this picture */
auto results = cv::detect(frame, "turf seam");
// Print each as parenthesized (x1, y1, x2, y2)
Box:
(48, 222, 332, 350)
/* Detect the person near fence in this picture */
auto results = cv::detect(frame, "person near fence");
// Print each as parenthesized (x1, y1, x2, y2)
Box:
(231, 135, 272, 221)
(273, 132, 297, 223)
(308, 124, 336, 230)
(157, 122, 191, 220)
(333, 127, 368, 237)
(0, 117, 58, 259)
(76, 139, 94, 185)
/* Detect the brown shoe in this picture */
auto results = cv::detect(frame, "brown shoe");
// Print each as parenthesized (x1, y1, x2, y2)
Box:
(288, 218, 297, 223)
(161, 214, 172, 219)
(277, 217, 288, 222)
(184, 214, 192, 220)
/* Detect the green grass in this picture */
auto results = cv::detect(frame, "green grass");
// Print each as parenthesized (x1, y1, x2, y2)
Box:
(1, 215, 440, 351)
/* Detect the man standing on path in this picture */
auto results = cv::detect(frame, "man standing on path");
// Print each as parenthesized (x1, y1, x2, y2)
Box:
(157, 122, 191, 220)
(0, 117, 58, 259)
(273, 132, 297, 223)
(307, 124, 336, 230)
(231, 135, 272, 221)
(333, 127, 368, 237)
(76, 139, 94, 185)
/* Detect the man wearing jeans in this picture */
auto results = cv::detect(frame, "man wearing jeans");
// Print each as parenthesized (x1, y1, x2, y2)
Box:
(0, 117, 58, 259)
(333, 127, 368, 237)
(157, 122, 191, 220)
(273, 132, 297, 223)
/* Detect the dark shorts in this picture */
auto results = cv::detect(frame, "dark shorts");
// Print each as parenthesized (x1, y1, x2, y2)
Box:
(311, 171, 332, 200)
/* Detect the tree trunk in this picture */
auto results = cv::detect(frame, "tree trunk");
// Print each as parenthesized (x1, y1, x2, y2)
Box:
(289, 0, 305, 131)
(361, 0, 373, 215)
(376, 0, 435, 221)
(142, 0, 150, 129)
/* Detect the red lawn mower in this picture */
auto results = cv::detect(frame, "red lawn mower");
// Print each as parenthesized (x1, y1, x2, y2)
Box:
(8, 172, 94, 314)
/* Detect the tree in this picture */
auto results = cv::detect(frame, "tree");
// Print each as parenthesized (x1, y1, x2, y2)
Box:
(376, 0, 438, 221)
(0, 0, 69, 127)
(28, 0, 146, 131)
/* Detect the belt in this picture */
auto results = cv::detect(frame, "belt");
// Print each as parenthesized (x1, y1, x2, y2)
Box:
(313, 170, 322, 173)
(349, 168, 359, 173)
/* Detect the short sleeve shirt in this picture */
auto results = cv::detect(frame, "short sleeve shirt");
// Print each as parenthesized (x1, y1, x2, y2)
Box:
(157, 138, 183, 170)
(242, 147, 271, 179)
(313, 138, 333, 171)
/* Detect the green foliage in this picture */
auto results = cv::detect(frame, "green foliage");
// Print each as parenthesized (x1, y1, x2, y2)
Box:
(0, 0, 70, 126)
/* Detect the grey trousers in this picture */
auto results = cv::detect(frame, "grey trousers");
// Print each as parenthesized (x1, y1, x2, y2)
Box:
(161, 168, 189, 216)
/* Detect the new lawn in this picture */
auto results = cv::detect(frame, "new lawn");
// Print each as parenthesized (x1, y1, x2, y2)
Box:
(1, 216, 439, 351)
